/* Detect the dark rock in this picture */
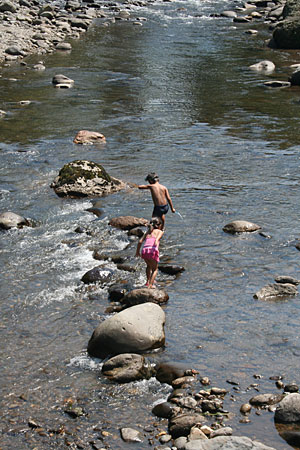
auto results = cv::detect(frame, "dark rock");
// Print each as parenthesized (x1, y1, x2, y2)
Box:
(152, 401, 175, 418)
(169, 413, 206, 438)
(289, 70, 300, 86)
(284, 384, 299, 393)
(0, 1, 17, 13)
(264, 80, 291, 88)
(109, 215, 148, 230)
(86, 207, 104, 217)
(201, 398, 223, 413)
(158, 264, 185, 275)
(122, 288, 169, 306)
(275, 276, 300, 285)
(81, 266, 114, 284)
(116, 263, 136, 272)
(5, 46, 26, 56)
(102, 353, 154, 382)
(108, 283, 131, 301)
(52, 73, 74, 86)
(280, 431, 300, 447)
(128, 227, 144, 237)
(155, 362, 188, 385)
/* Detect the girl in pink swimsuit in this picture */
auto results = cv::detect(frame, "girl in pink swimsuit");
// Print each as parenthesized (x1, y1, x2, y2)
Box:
(135, 217, 164, 288)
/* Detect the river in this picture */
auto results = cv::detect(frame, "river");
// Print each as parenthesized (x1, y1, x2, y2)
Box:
(1, 0, 300, 448)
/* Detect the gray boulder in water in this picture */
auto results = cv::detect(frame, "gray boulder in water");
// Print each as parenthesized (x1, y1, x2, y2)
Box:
(223, 220, 261, 233)
(0, 211, 29, 230)
(254, 283, 298, 301)
(275, 393, 300, 423)
(87, 302, 165, 359)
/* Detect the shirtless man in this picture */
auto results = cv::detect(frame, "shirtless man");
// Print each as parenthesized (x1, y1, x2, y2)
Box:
(138, 172, 175, 230)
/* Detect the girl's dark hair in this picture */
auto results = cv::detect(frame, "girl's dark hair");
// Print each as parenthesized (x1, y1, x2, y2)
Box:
(149, 217, 162, 230)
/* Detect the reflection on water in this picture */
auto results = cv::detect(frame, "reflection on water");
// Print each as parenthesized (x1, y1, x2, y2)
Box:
(1, 0, 300, 448)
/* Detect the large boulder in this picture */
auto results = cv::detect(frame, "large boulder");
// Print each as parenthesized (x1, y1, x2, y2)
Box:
(87, 302, 165, 359)
(275, 393, 300, 423)
(223, 220, 261, 233)
(73, 130, 106, 145)
(0, 211, 30, 230)
(254, 283, 298, 300)
(109, 216, 148, 230)
(183, 436, 276, 449)
(122, 288, 169, 306)
(272, 0, 300, 49)
(50, 160, 126, 197)
(101, 353, 154, 382)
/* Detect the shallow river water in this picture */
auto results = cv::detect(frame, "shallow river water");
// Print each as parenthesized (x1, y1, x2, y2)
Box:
(1, 0, 300, 448)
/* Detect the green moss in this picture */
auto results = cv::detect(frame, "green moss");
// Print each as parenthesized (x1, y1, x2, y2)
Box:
(58, 160, 111, 185)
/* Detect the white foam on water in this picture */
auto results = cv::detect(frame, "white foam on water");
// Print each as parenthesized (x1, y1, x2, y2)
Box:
(68, 353, 103, 371)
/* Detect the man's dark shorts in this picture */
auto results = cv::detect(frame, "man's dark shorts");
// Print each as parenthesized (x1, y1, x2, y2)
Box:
(152, 204, 169, 217)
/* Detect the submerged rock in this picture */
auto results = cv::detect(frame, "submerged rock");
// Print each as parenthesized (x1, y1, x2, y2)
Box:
(158, 264, 185, 275)
(102, 353, 154, 383)
(73, 130, 106, 144)
(155, 362, 190, 385)
(50, 160, 126, 197)
(87, 302, 165, 359)
(223, 220, 261, 233)
(52, 73, 74, 87)
(254, 283, 298, 300)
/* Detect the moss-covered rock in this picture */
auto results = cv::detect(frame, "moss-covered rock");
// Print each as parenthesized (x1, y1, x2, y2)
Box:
(50, 160, 126, 197)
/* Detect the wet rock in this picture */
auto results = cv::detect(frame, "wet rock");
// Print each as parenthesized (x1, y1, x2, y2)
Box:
(70, 17, 90, 30)
(275, 275, 300, 285)
(172, 376, 196, 388)
(64, 406, 85, 418)
(284, 384, 299, 393)
(280, 431, 300, 447)
(108, 283, 131, 301)
(240, 403, 252, 414)
(87, 302, 165, 359)
(0, 1, 17, 12)
(55, 42, 72, 51)
(102, 353, 154, 383)
(73, 130, 106, 144)
(5, 46, 26, 56)
(201, 398, 223, 413)
(120, 427, 144, 442)
(249, 393, 284, 407)
(249, 60, 275, 73)
(223, 220, 261, 233)
(0, 211, 30, 229)
(221, 10, 237, 18)
(122, 288, 169, 306)
(253, 283, 298, 300)
(33, 63, 46, 71)
(50, 160, 126, 197)
(275, 393, 300, 423)
(210, 387, 227, 396)
(158, 264, 185, 275)
(200, 377, 210, 385)
(152, 401, 175, 418)
(188, 426, 208, 440)
(81, 266, 114, 284)
(210, 427, 233, 438)
(169, 413, 206, 438)
(86, 207, 104, 217)
(264, 80, 291, 88)
(155, 362, 189, 385)
(109, 215, 148, 230)
(173, 396, 198, 409)
(174, 436, 188, 449)
(116, 263, 136, 272)
(272, 13, 300, 49)
(128, 227, 144, 237)
(184, 436, 276, 449)
(52, 73, 74, 87)
(289, 69, 300, 86)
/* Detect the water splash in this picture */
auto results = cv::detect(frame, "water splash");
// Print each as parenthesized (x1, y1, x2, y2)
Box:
(175, 211, 184, 220)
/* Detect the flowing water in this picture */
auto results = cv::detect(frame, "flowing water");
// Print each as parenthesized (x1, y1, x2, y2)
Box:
(1, 0, 300, 448)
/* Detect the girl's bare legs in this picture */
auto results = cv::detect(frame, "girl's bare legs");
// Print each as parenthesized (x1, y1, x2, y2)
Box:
(145, 262, 152, 286)
(148, 259, 158, 288)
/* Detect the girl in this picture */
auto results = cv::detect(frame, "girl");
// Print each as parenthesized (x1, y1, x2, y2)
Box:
(135, 217, 164, 288)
